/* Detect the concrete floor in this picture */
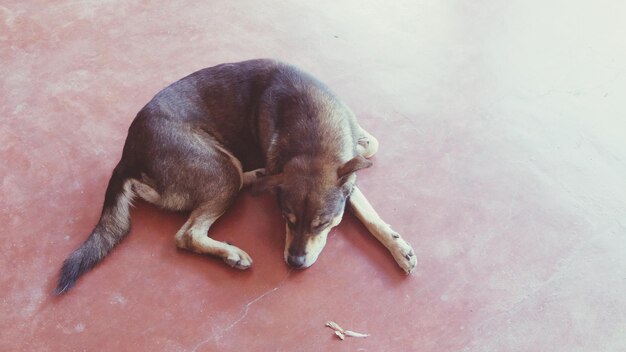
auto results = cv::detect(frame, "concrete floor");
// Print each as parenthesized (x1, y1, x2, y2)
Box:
(2, 0, 626, 351)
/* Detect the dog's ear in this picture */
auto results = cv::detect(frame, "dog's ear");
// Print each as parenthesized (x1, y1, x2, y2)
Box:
(250, 174, 284, 196)
(337, 155, 372, 184)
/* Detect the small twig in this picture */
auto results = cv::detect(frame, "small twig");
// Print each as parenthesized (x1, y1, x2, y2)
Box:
(325, 321, 369, 340)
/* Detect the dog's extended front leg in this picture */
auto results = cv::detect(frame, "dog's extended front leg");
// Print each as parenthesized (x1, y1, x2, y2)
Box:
(348, 186, 417, 274)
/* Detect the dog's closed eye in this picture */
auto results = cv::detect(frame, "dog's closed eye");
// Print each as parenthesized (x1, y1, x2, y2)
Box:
(312, 220, 330, 230)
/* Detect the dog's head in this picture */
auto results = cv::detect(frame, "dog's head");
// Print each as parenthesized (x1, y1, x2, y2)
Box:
(253, 155, 372, 268)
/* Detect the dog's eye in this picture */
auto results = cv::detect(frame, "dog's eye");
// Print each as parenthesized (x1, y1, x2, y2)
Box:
(314, 221, 330, 230)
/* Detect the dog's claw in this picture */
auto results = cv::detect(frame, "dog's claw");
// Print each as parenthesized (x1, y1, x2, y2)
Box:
(400, 251, 417, 274)
(358, 139, 370, 147)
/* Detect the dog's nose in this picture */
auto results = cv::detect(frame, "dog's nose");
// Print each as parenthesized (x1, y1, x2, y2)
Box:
(287, 255, 306, 268)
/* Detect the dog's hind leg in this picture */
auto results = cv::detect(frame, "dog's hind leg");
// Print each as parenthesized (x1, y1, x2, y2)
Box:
(356, 127, 379, 158)
(348, 186, 416, 274)
(168, 139, 253, 269)
(174, 205, 252, 269)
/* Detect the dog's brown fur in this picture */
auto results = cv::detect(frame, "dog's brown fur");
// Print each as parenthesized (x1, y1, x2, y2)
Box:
(54, 59, 416, 295)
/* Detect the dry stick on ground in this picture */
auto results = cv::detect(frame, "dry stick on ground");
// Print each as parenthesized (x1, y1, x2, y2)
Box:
(325, 321, 370, 340)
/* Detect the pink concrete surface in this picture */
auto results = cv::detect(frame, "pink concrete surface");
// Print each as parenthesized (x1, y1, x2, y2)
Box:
(2, 1, 626, 351)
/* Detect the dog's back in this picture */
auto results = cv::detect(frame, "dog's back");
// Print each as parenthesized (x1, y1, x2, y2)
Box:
(127, 59, 358, 171)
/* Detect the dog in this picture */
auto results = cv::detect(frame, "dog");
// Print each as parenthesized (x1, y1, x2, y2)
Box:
(54, 59, 417, 295)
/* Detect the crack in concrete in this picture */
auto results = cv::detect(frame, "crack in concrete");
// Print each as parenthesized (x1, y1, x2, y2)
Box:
(191, 270, 292, 351)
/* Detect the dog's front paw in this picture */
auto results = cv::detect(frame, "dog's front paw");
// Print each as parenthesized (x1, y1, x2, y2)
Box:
(389, 235, 417, 274)
(223, 246, 253, 270)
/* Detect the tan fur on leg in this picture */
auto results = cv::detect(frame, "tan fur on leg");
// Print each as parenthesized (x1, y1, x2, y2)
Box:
(174, 206, 252, 269)
(348, 186, 416, 273)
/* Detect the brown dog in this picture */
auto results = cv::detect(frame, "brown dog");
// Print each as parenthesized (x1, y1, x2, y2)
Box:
(54, 59, 416, 295)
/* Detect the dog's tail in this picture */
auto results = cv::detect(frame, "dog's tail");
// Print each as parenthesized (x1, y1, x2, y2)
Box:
(54, 165, 134, 295)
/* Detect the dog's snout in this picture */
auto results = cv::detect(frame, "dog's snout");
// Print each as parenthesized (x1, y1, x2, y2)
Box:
(287, 254, 306, 268)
